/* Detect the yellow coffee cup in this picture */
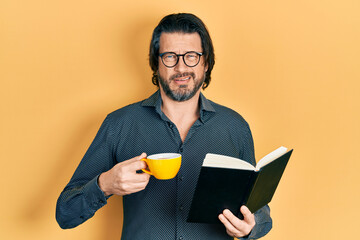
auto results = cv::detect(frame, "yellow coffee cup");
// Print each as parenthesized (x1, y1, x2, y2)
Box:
(141, 153, 181, 180)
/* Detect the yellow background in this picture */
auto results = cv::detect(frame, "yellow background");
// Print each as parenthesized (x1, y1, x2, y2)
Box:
(1, 0, 359, 239)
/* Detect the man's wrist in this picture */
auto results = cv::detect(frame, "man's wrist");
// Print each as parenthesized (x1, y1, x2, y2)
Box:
(98, 172, 111, 196)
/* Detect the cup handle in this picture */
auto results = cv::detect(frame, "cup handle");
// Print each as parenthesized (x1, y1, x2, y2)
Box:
(141, 159, 152, 175)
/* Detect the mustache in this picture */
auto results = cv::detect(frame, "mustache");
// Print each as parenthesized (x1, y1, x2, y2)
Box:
(169, 72, 195, 81)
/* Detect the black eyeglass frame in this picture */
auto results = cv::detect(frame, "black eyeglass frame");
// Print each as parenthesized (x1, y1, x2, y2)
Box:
(159, 51, 203, 68)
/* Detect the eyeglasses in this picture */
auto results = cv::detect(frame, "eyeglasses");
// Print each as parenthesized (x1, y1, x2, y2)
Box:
(159, 51, 203, 68)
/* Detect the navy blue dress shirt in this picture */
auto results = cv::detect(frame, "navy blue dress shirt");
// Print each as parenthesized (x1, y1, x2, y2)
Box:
(56, 91, 272, 239)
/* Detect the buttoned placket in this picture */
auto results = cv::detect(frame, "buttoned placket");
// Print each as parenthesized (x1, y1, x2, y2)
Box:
(157, 95, 207, 240)
(176, 142, 185, 240)
(171, 119, 202, 240)
(165, 121, 185, 240)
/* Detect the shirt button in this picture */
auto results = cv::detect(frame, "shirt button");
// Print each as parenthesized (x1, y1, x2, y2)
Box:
(179, 205, 184, 211)
(179, 176, 184, 181)
(179, 148, 183, 153)
(179, 236, 184, 240)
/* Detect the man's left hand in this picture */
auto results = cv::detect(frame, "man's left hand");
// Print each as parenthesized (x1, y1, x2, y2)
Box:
(219, 205, 255, 238)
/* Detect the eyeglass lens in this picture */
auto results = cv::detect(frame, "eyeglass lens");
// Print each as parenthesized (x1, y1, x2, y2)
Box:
(161, 52, 201, 67)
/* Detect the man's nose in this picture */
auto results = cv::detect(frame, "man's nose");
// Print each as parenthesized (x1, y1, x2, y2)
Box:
(174, 56, 188, 72)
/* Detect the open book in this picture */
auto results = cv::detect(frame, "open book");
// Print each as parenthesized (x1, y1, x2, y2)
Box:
(187, 147, 293, 224)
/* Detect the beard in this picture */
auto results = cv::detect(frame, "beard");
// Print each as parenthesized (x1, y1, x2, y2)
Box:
(157, 71, 205, 102)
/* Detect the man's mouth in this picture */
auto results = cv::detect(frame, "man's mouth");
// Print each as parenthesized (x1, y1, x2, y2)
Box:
(170, 72, 195, 83)
(174, 76, 191, 82)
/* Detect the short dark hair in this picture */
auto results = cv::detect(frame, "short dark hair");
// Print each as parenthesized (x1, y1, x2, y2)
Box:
(149, 13, 215, 89)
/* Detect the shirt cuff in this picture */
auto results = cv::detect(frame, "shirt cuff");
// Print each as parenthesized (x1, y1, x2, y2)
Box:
(83, 175, 111, 211)
(239, 209, 272, 239)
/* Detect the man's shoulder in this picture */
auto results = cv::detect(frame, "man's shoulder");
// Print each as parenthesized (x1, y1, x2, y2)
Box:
(106, 99, 150, 121)
(209, 100, 249, 125)
(107, 91, 159, 120)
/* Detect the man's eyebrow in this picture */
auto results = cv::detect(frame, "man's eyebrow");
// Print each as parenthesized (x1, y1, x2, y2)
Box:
(160, 50, 202, 53)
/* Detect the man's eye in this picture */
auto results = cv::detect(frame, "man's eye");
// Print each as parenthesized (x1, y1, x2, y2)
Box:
(186, 53, 197, 58)
(162, 53, 176, 59)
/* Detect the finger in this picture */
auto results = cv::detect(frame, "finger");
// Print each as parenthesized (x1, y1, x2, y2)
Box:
(218, 213, 240, 236)
(135, 171, 151, 182)
(116, 182, 148, 195)
(131, 160, 148, 172)
(223, 209, 245, 229)
(128, 181, 149, 191)
(123, 168, 150, 183)
(125, 153, 148, 171)
(130, 152, 147, 162)
(136, 152, 147, 160)
(241, 206, 255, 224)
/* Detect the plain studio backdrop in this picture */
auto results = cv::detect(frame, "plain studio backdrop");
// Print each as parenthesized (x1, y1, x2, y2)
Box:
(1, 1, 359, 239)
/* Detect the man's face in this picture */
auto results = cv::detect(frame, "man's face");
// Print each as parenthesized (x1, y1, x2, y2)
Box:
(157, 32, 208, 102)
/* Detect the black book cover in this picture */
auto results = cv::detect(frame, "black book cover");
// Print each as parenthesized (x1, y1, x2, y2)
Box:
(244, 150, 293, 214)
(187, 149, 293, 224)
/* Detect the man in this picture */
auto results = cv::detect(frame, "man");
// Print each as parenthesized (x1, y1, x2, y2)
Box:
(56, 13, 272, 239)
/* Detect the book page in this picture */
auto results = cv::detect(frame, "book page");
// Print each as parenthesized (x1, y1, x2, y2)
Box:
(203, 153, 255, 170)
(255, 146, 288, 171)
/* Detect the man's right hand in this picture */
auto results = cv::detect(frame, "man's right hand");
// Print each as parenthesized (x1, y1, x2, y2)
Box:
(98, 153, 150, 196)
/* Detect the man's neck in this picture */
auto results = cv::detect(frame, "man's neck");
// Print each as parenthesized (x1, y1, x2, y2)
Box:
(160, 91, 200, 121)
(160, 90, 201, 142)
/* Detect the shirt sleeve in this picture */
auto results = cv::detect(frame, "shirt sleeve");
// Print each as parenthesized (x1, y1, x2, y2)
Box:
(238, 205, 272, 239)
(56, 116, 115, 229)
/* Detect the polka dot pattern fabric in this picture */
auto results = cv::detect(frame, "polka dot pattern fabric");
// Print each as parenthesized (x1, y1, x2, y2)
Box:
(56, 91, 272, 239)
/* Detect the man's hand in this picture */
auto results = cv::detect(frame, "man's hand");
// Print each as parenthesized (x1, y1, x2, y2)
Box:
(219, 206, 255, 238)
(98, 153, 150, 196)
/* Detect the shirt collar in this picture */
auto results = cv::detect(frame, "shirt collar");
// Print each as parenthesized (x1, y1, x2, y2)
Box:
(141, 90, 216, 123)
(141, 90, 161, 108)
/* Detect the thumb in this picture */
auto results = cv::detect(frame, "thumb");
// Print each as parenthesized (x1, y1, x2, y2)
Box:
(126, 152, 147, 163)
(126, 153, 148, 171)
(135, 152, 147, 161)
(240, 206, 254, 223)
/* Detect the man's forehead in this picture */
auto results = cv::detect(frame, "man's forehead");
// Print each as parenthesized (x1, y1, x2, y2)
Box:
(159, 32, 202, 52)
